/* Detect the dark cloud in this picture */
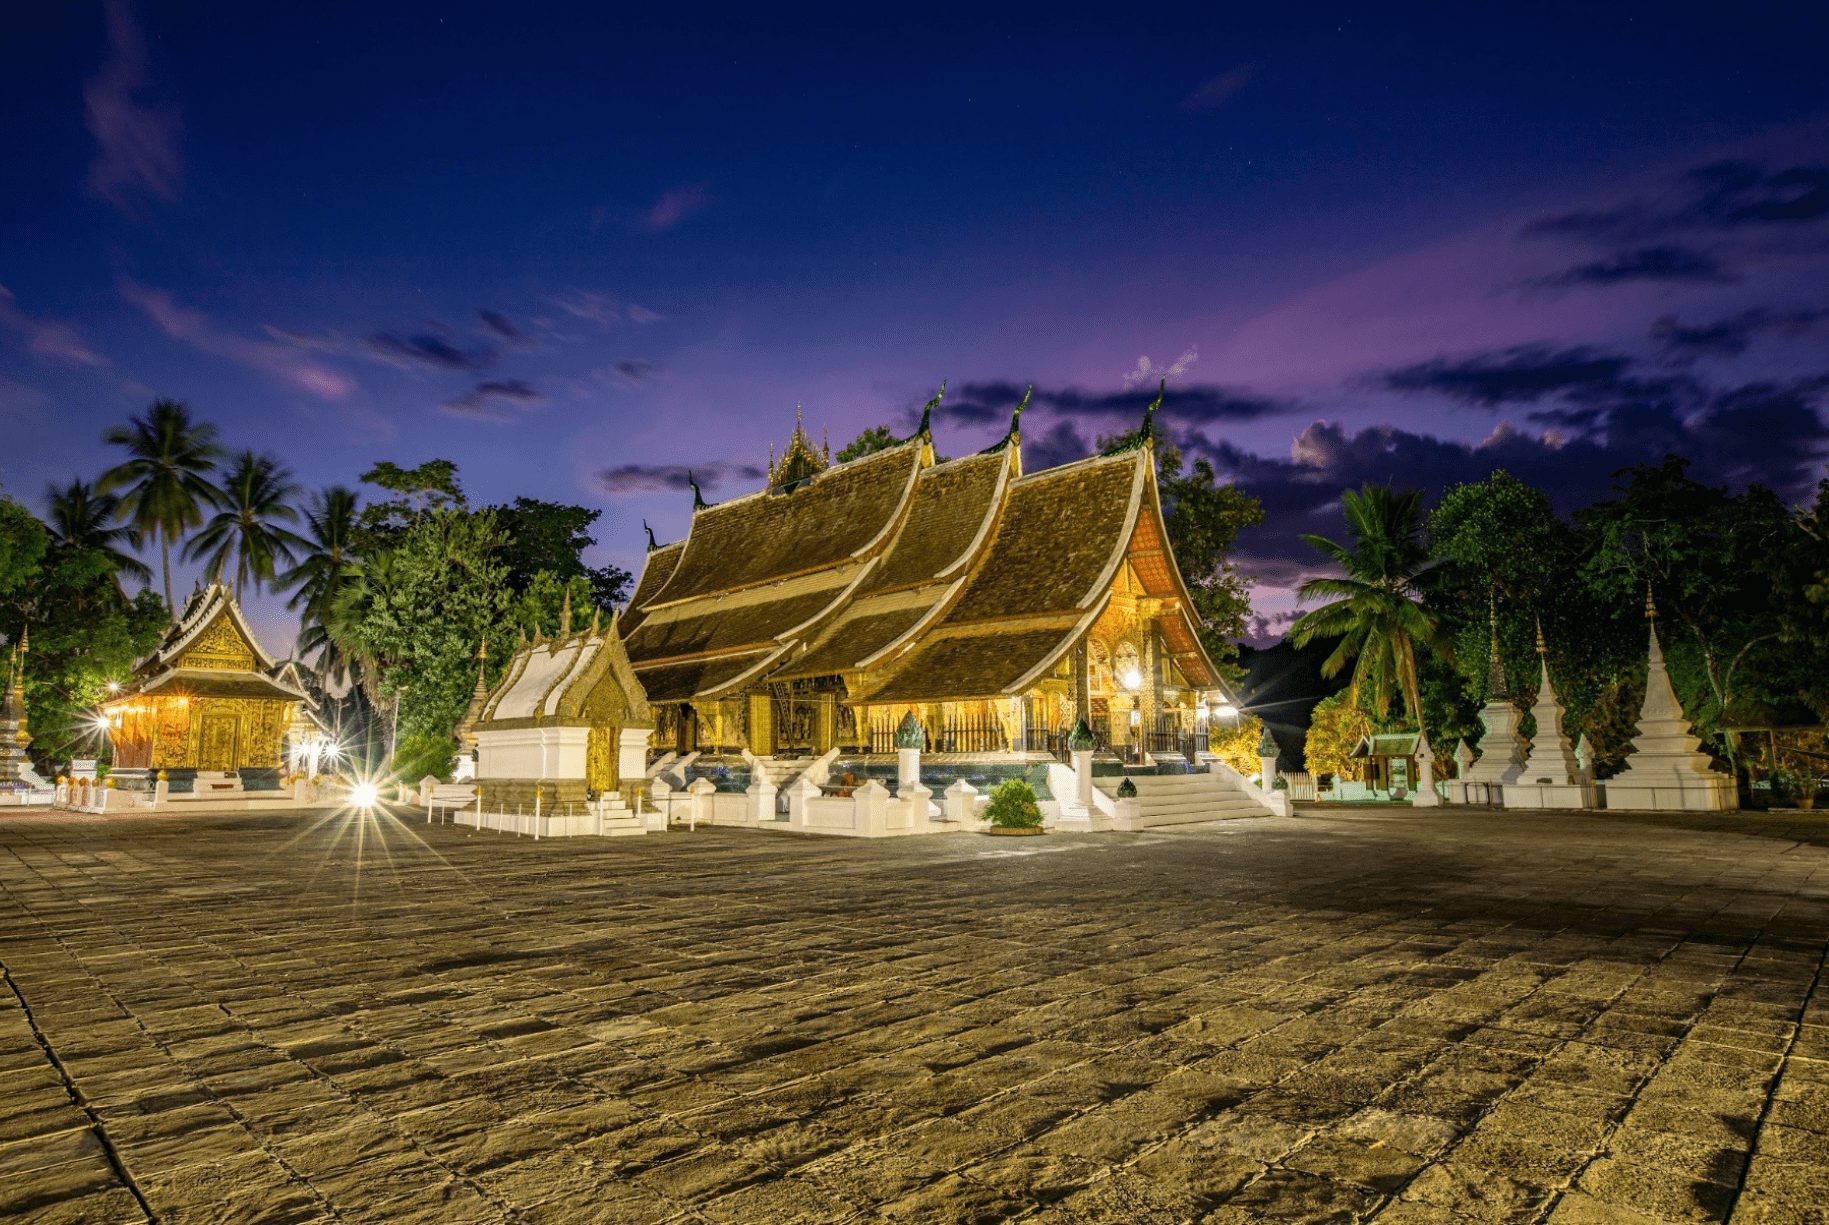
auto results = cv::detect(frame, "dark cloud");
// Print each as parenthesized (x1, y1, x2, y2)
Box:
(945, 380, 1293, 429)
(1531, 245, 1733, 290)
(369, 331, 495, 372)
(613, 360, 656, 382)
(1214, 367, 1829, 587)
(596, 461, 765, 495)
(1382, 345, 1635, 407)
(1650, 307, 1829, 361)
(1526, 160, 1829, 243)
(441, 379, 545, 421)
(476, 309, 535, 350)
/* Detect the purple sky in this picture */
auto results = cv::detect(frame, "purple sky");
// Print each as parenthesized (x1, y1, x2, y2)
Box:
(2, 3, 1827, 650)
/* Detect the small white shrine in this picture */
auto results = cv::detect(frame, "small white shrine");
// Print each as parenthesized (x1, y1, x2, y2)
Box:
(457, 597, 663, 836)
(1445, 606, 1527, 804)
(1603, 590, 1737, 812)
(1504, 622, 1599, 810)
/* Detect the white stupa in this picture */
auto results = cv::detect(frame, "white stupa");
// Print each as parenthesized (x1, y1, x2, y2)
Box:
(1446, 602, 1527, 804)
(1603, 588, 1737, 812)
(1504, 620, 1598, 810)
(1411, 730, 1441, 807)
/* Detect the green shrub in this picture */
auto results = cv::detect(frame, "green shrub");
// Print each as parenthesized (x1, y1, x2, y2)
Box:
(1271, 775, 1288, 791)
(985, 777, 1043, 828)
(390, 732, 457, 786)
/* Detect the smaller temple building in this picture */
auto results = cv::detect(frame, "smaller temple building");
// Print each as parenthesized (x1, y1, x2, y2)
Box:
(103, 584, 314, 794)
(458, 600, 656, 831)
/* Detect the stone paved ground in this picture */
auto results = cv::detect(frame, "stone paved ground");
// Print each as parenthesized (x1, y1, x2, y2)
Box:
(2, 805, 1828, 1224)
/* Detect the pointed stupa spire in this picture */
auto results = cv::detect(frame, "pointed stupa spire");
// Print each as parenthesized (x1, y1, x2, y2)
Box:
(1485, 594, 1509, 702)
(1607, 584, 1737, 810)
(558, 586, 573, 638)
(821, 427, 830, 464)
(1517, 618, 1583, 787)
(456, 636, 490, 750)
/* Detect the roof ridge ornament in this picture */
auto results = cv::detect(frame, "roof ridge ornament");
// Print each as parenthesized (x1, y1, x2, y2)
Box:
(559, 586, 573, 638)
(1141, 377, 1163, 447)
(643, 519, 659, 552)
(688, 470, 708, 511)
(912, 381, 945, 441)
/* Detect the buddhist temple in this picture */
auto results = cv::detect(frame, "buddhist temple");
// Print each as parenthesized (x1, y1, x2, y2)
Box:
(102, 583, 313, 794)
(460, 597, 656, 821)
(621, 385, 1234, 762)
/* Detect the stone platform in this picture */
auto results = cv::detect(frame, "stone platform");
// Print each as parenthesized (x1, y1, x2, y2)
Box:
(0, 804, 1827, 1221)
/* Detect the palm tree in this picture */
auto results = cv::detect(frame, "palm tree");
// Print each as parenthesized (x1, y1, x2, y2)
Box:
(99, 400, 224, 612)
(184, 451, 307, 600)
(44, 478, 153, 589)
(276, 487, 361, 685)
(1289, 485, 1443, 731)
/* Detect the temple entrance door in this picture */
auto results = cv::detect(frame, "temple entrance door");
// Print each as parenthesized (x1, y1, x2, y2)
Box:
(586, 725, 618, 792)
(199, 712, 239, 771)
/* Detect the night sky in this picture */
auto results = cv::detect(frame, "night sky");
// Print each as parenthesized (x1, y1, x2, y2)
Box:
(3, 2, 1827, 647)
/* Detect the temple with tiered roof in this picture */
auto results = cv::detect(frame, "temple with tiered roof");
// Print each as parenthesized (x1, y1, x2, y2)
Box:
(621, 386, 1235, 761)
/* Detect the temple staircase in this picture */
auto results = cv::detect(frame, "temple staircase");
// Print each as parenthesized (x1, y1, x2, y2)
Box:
(1092, 769, 1276, 829)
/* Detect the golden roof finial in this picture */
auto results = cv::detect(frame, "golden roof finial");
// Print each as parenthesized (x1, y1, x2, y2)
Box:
(559, 586, 573, 637)
(590, 605, 602, 635)
(1645, 581, 1658, 621)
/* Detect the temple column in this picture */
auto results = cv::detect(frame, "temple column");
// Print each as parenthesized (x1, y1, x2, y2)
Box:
(1139, 629, 1161, 753)
(1073, 640, 1090, 728)
(814, 694, 836, 754)
(747, 693, 773, 756)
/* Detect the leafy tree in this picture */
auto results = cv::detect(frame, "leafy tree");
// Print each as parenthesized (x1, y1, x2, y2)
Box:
(1302, 690, 1378, 780)
(513, 571, 597, 639)
(835, 426, 899, 463)
(1774, 478, 1829, 721)
(1577, 457, 1803, 737)
(1289, 485, 1443, 731)
(277, 486, 362, 686)
(1152, 448, 1264, 680)
(493, 497, 631, 608)
(0, 495, 48, 601)
(1208, 714, 1266, 777)
(331, 507, 513, 755)
(99, 399, 224, 611)
(354, 458, 464, 550)
(0, 545, 165, 767)
(44, 479, 150, 590)
(184, 451, 306, 599)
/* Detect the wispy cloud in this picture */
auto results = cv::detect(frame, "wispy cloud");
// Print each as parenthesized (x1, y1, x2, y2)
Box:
(1181, 66, 1256, 111)
(0, 285, 110, 367)
(1530, 245, 1734, 291)
(549, 291, 664, 328)
(638, 185, 709, 233)
(1122, 345, 1199, 388)
(120, 279, 354, 399)
(596, 460, 764, 495)
(440, 379, 545, 421)
(477, 308, 537, 350)
(84, 0, 181, 213)
(366, 330, 494, 372)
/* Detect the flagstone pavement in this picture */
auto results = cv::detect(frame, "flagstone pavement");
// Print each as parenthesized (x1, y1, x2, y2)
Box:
(2, 803, 1827, 1223)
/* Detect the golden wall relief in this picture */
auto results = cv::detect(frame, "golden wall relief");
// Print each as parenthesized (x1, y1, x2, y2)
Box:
(178, 616, 256, 672)
(146, 696, 290, 770)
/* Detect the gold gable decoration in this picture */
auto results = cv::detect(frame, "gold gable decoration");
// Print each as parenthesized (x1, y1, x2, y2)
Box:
(179, 615, 257, 672)
(767, 406, 831, 490)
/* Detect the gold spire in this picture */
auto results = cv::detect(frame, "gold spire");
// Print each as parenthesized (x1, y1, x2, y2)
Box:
(590, 605, 602, 635)
(1645, 581, 1658, 621)
(559, 586, 573, 638)
(769, 405, 831, 488)
(1535, 617, 1547, 656)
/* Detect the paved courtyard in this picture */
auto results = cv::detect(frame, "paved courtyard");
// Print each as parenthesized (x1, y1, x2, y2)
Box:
(1, 805, 1827, 1224)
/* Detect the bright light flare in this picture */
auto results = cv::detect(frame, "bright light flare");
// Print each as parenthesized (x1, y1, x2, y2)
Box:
(351, 781, 381, 808)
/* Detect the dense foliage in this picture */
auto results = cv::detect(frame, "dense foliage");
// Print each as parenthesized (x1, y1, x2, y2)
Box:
(1295, 460, 1829, 780)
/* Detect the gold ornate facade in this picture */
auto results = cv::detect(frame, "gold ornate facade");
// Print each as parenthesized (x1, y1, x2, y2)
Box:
(103, 584, 309, 774)
(623, 389, 1234, 758)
